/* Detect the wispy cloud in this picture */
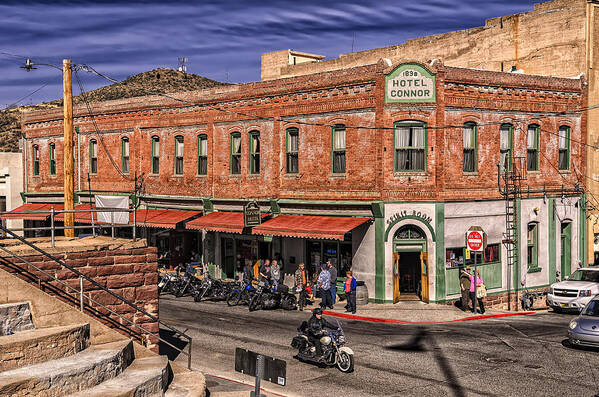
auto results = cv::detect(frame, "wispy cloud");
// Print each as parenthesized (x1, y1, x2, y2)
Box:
(0, 0, 538, 107)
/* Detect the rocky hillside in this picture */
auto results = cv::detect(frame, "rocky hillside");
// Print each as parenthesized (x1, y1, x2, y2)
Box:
(0, 68, 228, 152)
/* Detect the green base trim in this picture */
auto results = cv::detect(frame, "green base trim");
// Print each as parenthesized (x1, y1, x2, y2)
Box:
(368, 298, 394, 304)
(527, 267, 542, 274)
(372, 201, 386, 302)
(548, 198, 556, 284)
(435, 202, 445, 301)
(441, 283, 552, 301)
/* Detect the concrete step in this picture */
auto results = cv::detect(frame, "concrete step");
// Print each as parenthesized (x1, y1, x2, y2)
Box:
(165, 370, 207, 397)
(66, 355, 170, 397)
(0, 339, 133, 397)
(0, 323, 90, 371)
(0, 302, 35, 335)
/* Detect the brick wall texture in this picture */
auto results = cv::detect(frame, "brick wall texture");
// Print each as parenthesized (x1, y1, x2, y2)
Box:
(0, 246, 158, 345)
(21, 60, 586, 203)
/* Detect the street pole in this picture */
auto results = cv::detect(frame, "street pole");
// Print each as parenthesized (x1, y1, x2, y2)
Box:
(473, 251, 478, 314)
(63, 59, 75, 237)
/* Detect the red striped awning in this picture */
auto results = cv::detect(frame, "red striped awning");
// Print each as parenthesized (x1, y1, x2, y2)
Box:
(251, 214, 371, 241)
(1, 203, 64, 221)
(186, 211, 267, 234)
(55, 205, 199, 229)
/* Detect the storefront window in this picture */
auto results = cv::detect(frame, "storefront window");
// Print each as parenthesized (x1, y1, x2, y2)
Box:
(446, 244, 500, 268)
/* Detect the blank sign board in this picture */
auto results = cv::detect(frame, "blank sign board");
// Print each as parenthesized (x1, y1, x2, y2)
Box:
(234, 348, 287, 386)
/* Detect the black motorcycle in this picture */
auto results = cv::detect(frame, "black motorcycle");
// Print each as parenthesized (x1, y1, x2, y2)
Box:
(248, 281, 297, 311)
(291, 320, 354, 373)
(227, 277, 256, 306)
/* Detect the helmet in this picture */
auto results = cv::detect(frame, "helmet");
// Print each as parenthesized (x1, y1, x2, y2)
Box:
(313, 308, 323, 315)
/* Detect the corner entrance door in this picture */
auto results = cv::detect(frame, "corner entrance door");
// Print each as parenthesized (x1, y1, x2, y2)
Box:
(420, 252, 429, 303)
(393, 252, 400, 303)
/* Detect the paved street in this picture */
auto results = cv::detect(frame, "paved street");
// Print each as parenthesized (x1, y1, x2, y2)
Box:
(160, 296, 599, 397)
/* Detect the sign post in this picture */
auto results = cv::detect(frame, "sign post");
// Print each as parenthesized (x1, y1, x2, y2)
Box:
(466, 226, 486, 314)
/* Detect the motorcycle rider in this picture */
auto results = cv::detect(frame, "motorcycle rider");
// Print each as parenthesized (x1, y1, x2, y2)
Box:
(307, 308, 337, 361)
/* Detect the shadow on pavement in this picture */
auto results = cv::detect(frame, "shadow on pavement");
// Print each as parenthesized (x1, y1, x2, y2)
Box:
(386, 326, 466, 397)
(159, 327, 190, 361)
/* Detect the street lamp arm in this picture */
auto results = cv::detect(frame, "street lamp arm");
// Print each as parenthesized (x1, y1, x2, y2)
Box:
(20, 58, 63, 72)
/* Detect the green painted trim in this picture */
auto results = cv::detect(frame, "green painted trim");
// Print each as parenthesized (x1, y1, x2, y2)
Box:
(121, 137, 129, 173)
(32, 144, 39, 176)
(49, 142, 56, 175)
(462, 122, 477, 173)
(277, 199, 372, 205)
(558, 125, 571, 171)
(385, 62, 436, 103)
(151, 135, 159, 174)
(89, 139, 97, 174)
(527, 267, 542, 273)
(202, 198, 213, 214)
(514, 198, 521, 290)
(372, 201, 385, 302)
(384, 214, 436, 242)
(438, 283, 552, 301)
(197, 134, 208, 175)
(500, 124, 513, 172)
(174, 135, 184, 175)
(580, 194, 587, 266)
(368, 298, 393, 304)
(548, 197, 557, 284)
(230, 132, 241, 175)
(526, 222, 539, 271)
(392, 121, 427, 172)
(285, 127, 299, 174)
(20, 192, 26, 203)
(435, 202, 445, 301)
(270, 199, 281, 215)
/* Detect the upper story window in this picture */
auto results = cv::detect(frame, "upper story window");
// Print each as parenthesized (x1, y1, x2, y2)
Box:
(121, 137, 129, 174)
(394, 121, 426, 172)
(463, 122, 477, 173)
(151, 136, 159, 174)
(32, 145, 39, 176)
(198, 134, 208, 175)
(500, 124, 513, 171)
(331, 124, 346, 173)
(527, 124, 539, 171)
(49, 143, 56, 175)
(174, 135, 184, 175)
(231, 132, 241, 174)
(90, 139, 98, 174)
(286, 128, 299, 173)
(249, 131, 260, 174)
(558, 125, 570, 170)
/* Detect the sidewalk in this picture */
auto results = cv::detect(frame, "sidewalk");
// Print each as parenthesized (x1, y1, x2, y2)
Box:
(317, 298, 535, 324)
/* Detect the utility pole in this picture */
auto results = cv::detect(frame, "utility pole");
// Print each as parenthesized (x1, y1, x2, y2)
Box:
(63, 59, 74, 237)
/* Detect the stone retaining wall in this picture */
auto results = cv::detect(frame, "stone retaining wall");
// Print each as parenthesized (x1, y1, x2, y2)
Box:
(0, 238, 159, 348)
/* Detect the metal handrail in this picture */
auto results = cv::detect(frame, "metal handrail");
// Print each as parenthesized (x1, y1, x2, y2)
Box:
(0, 224, 193, 369)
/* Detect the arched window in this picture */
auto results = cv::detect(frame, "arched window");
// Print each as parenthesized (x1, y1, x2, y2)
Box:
(174, 135, 184, 175)
(286, 128, 299, 173)
(90, 139, 98, 174)
(249, 130, 260, 174)
(32, 144, 39, 176)
(331, 124, 346, 173)
(527, 124, 539, 171)
(394, 121, 426, 172)
(197, 134, 207, 175)
(500, 124, 513, 171)
(463, 122, 477, 172)
(230, 132, 241, 174)
(121, 137, 129, 174)
(49, 142, 56, 175)
(394, 225, 426, 240)
(151, 136, 159, 174)
(558, 126, 570, 170)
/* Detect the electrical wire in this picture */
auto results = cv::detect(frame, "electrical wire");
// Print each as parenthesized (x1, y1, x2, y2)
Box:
(2, 82, 48, 110)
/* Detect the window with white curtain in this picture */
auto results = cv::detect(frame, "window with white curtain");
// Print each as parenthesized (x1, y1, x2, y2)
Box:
(463, 123, 476, 172)
(90, 140, 98, 174)
(32, 145, 39, 175)
(558, 126, 570, 170)
(527, 125, 539, 171)
(231, 132, 241, 174)
(174, 136, 184, 175)
(500, 124, 513, 171)
(121, 137, 129, 174)
(332, 124, 346, 173)
(249, 131, 260, 174)
(286, 128, 299, 173)
(198, 135, 208, 175)
(151, 136, 159, 174)
(394, 121, 426, 171)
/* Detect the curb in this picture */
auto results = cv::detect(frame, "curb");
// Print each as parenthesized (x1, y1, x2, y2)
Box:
(321, 310, 536, 324)
(204, 373, 290, 397)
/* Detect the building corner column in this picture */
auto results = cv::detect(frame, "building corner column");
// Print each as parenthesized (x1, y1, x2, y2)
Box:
(371, 201, 385, 302)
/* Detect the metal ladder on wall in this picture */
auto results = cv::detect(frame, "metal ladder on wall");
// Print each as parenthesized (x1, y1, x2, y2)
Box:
(499, 157, 526, 311)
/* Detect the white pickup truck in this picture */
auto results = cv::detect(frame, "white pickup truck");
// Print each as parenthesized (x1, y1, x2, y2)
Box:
(547, 267, 599, 312)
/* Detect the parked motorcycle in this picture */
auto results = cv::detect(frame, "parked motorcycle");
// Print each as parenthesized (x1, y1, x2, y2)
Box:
(291, 320, 354, 373)
(227, 277, 255, 306)
(248, 281, 297, 311)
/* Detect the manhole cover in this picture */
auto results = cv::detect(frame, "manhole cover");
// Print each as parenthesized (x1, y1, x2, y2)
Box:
(485, 357, 517, 363)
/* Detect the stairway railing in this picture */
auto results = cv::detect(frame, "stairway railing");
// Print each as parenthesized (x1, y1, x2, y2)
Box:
(0, 224, 193, 369)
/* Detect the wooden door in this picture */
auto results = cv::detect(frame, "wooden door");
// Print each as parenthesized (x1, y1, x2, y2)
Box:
(420, 252, 429, 303)
(393, 252, 400, 303)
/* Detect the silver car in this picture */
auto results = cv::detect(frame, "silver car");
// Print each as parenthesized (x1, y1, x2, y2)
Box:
(568, 297, 599, 348)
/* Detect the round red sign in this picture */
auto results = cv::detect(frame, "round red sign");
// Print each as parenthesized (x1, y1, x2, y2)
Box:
(467, 231, 483, 251)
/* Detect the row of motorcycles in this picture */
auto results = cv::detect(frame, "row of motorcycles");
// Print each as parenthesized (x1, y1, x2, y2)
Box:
(158, 268, 302, 312)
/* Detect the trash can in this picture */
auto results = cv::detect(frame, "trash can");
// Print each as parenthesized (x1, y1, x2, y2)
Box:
(356, 281, 369, 306)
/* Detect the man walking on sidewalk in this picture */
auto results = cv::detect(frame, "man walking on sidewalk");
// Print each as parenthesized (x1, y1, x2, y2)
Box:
(318, 263, 333, 309)
(460, 266, 471, 312)
(328, 261, 338, 305)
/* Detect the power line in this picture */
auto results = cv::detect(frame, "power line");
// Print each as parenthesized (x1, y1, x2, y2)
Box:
(1, 82, 48, 110)
(0, 51, 28, 60)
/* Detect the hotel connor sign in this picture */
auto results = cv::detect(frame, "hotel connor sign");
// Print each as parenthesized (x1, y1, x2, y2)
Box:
(385, 63, 436, 103)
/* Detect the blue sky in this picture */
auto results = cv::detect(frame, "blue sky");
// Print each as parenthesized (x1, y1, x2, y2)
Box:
(0, 0, 539, 108)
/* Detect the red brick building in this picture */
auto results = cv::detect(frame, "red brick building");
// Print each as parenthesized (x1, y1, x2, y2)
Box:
(18, 60, 587, 305)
